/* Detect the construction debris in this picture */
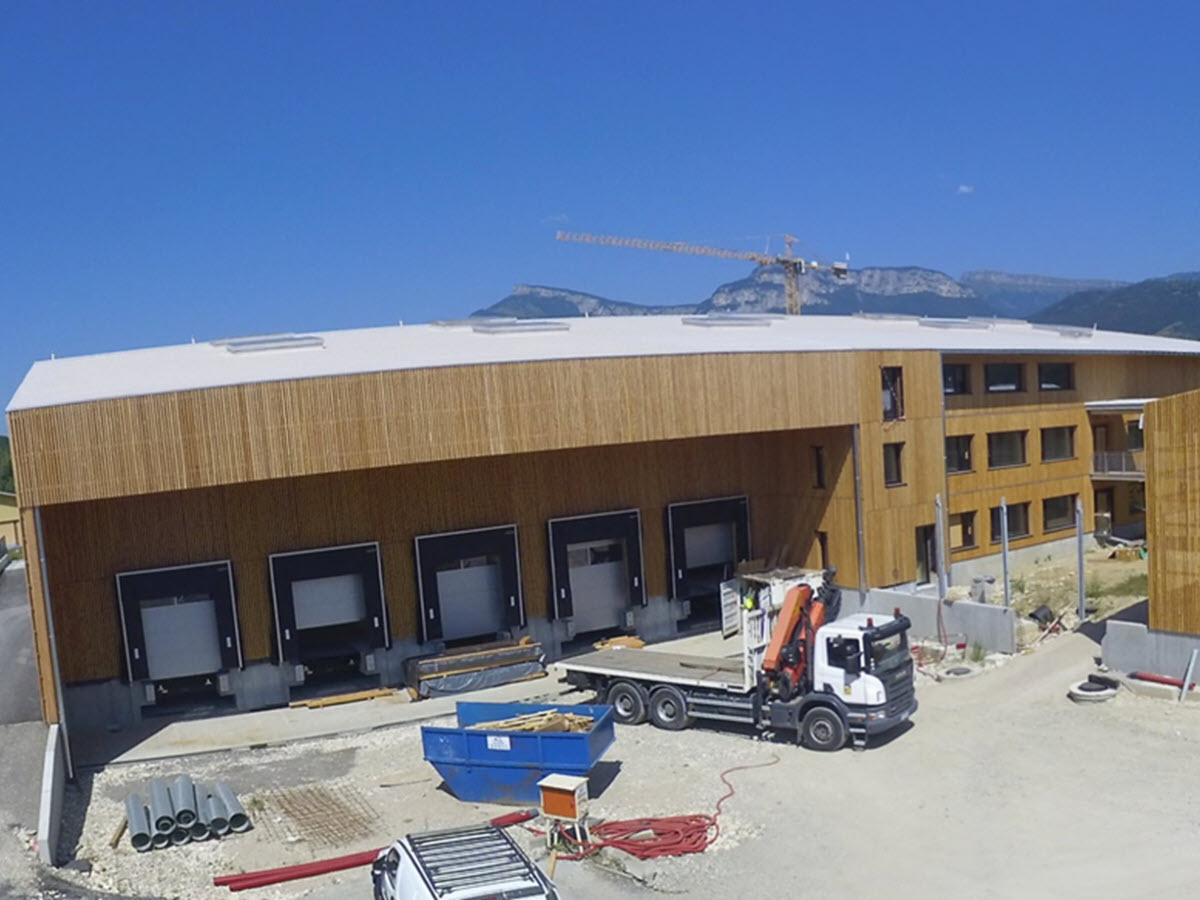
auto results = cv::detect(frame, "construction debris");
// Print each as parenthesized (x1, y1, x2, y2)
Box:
(288, 687, 396, 709)
(593, 635, 645, 650)
(466, 710, 595, 733)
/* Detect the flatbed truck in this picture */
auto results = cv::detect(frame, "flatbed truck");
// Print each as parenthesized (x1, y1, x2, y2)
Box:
(557, 568, 916, 750)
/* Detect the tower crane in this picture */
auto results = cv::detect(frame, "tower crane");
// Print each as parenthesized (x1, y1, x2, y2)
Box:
(556, 230, 849, 315)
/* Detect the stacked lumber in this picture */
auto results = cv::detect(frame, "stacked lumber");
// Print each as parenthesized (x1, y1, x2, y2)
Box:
(466, 710, 595, 733)
(403, 638, 546, 699)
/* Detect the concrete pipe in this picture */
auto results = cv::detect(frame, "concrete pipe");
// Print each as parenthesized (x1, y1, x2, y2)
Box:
(214, 781, 251, 833)
(170, 826, 191, 846)
(147, 778, 175, 834)
(169, 775, 198, 828)
(205, 790, 230, 837)
(124, 794, 153, 853)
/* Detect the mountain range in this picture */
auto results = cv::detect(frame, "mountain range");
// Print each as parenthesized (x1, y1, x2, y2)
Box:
(474, 267, 1149, 328)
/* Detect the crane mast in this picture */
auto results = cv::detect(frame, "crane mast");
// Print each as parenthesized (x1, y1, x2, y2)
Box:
(556, 230, 848, 315)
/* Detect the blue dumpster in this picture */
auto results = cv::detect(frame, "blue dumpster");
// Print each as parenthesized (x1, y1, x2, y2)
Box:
(421, 702, 615, 804)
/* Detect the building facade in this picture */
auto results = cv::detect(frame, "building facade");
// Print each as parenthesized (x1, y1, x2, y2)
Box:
(9, 314, 1200, 738)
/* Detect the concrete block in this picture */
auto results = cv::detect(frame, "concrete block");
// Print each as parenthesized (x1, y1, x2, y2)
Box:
(229, 661, 291, 711)
(948, 532, 1088, 587)
(63, 680, 139, 735)
(1102, 620, 1200, 677)
(845, 588, 1017, 654)
(36, 724, 64, 866)
(629, 596, 681, 643)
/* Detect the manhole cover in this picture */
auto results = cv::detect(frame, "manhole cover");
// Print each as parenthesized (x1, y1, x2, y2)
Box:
(255, 783, 381, 849)
(944, 666, 974, 677)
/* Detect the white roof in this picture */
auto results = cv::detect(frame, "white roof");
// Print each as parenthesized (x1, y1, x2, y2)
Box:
(9, 314, 1200, 412)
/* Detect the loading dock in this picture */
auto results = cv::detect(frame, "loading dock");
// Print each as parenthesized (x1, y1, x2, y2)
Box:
(415, 526, 524, 644)
(269, 543, 390, 667)
(667, 496, 750, 616)
(547, 509, 645, 634)
(116, 561, 243, 693)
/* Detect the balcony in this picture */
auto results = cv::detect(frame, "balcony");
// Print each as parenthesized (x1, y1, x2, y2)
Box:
(1091, 450, 1145, 481)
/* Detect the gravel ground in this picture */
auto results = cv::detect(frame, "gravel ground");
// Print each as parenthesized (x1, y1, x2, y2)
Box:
(41, 628, 1200, 899)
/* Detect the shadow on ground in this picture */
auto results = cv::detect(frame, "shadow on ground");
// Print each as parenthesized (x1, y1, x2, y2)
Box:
(1078, 599, 1148, 646)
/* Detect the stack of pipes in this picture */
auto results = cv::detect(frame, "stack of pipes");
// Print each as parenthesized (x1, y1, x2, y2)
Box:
(124, 777, 252, 852)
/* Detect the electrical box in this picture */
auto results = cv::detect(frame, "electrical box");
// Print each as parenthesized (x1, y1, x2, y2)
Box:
(537, 774, 589, 823)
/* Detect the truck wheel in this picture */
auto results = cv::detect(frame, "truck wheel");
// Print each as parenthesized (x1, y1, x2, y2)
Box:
(648, 686, 693, 731)
(800, 707, 846, 751)
(606, 681, 648, 725)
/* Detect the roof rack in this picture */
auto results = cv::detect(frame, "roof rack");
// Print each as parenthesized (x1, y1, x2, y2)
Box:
(471, 319, 571, 334)
(681, 313, 779, 327)
(211, 333, 325, 354)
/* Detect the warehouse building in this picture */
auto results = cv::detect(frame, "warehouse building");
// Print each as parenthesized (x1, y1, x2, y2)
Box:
(9, 313, 1200, 740)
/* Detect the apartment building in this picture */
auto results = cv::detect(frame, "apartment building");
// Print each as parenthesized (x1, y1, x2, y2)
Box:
(8, 313, 1200, 741)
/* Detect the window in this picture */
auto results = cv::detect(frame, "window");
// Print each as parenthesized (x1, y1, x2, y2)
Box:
(813, 446, 826, 489)
(882, 367, 904, 420)
(985, 363, 1025, 393)
(949, 512, 976, 550)
(1041, 426, 1076, 462)
(1127, 421, 1144, 451)
(990, 503, 1031, 542)
(1043, 494, 1078, 532)
(883, 442, 904, 486)
(1038, 362, 1075, 391)
(946, 435, 973, 473)
(987, 430, 1027, 468)
(1130, 483, 1146, 514)
(943, 364, 971, 395)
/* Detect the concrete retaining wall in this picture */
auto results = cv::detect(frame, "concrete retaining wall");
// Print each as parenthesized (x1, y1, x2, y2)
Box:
(948, 532, 1087, 587)
(842, 587, 1018, 654)
(1102, 620, 1200, 677)
(37, 723, 64, 866)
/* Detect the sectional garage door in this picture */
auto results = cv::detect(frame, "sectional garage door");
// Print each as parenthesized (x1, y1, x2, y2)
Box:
(548, 509, 645, 633)
(116, 561, 243, 683)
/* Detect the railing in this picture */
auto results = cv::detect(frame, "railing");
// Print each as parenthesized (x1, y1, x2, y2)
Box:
(1092, 451, 1144, 476)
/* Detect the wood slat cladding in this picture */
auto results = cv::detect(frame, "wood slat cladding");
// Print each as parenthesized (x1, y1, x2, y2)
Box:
(38, 427, 859, 684)
(9, 350, 882, 508)
(19, 509, 59, 723)
(1146, 390, 1200, 634)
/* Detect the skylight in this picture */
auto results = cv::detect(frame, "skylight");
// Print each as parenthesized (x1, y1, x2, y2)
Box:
(211, 333, 326, 354)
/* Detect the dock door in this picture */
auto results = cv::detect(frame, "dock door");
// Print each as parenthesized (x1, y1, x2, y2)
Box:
(548, 509, 645, 634)
(415, 525, 524, 644)
(667, 496, 750, 615)
(117, 560, 243, 684)
(269, 543, 389, 665)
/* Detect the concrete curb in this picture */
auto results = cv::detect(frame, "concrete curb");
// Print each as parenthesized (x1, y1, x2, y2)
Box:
(36, 723, 64, 866)
(1116, 676, 1200, 703)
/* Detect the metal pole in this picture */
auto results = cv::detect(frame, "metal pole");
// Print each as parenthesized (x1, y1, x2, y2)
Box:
(1000, 497, 1010, 608)
(851, 425, 868, 605)
(934, 494, 948, 601)
(1181, 649, 1199, 703)
(34, 507, 74, 780)
(1076, 496, 1086, 623)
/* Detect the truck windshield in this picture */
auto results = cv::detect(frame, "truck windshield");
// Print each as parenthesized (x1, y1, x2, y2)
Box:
(868, 631, 908, 672)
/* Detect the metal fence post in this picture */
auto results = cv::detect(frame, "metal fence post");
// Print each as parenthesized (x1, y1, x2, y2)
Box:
(1000, 497, 1010, 608)
(1076, 496, 1086, 623)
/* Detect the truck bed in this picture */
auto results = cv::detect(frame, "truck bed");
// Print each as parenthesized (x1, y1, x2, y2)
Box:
(558, 648, 748, 691)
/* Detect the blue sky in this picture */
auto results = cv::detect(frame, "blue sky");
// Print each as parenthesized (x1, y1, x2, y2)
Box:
(1, 2, 1198, 416)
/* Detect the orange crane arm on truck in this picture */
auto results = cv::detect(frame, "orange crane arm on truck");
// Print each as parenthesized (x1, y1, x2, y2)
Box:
(762, 584, 827, 700)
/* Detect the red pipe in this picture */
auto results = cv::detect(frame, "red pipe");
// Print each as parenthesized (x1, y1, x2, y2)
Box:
(1129, 670, 1196, 689)
(216, 810, 538, 891)
(215, 849, 382, 891)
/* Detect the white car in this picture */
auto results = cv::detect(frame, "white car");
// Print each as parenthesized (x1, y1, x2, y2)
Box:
(371, 824, 560, 899)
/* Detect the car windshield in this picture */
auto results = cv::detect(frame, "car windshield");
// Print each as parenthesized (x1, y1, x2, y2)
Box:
(868, 631, 908, 672)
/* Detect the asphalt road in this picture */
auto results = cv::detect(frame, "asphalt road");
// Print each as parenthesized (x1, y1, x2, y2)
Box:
(0, 563, 40, 725)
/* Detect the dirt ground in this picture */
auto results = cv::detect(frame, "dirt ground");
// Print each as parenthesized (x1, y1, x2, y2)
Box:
(41, 623, 1200, 900)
